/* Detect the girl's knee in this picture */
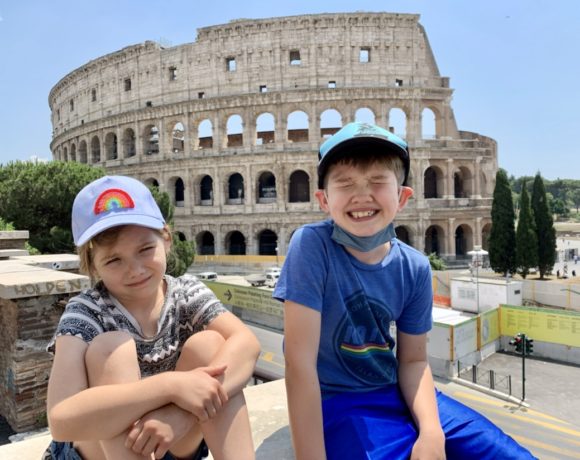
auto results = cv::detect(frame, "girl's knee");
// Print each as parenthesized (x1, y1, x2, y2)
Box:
(177, 330, 225, 370)
(85, 331, 140, 385)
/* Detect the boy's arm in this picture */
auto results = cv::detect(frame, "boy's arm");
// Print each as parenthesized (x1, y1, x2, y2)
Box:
(284, 300, 326, 460)
(206, 311, 261, 395)
(397, 330, 445, 458)
(47, 335, 226, 441)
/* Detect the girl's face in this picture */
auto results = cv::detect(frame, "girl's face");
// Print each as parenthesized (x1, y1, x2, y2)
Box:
(91, 225, 171, 305)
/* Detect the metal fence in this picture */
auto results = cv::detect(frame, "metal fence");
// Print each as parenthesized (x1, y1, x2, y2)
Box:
(457, 361, 512, 396)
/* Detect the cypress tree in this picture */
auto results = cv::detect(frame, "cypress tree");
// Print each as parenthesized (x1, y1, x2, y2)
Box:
(489, 169, 516, 276)
(531, 173, 557, 279)
(515, 181, 538, 278)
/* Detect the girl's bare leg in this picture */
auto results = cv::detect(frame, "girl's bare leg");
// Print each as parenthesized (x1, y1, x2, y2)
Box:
(74, 331, 148, 460)
(173, 330, 255, 460)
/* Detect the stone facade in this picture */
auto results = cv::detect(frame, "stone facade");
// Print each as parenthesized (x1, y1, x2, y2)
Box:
(49, 12, 496, 262)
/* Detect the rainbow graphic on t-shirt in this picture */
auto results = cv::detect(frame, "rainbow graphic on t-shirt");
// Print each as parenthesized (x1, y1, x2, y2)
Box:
(340, 342, 391, 357)
(93, 188, 135, 215)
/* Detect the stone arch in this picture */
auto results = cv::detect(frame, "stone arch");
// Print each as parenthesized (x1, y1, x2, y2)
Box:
(421, 108, 436, 139)
(227, 172, 245, 204)
(143, 177, 160, 189)
(105, 132, 118, 160)
(199, 175, 214, 205)
(175, 231, 187, 242)
(196, 231, 215, 255)
(424, 165, 445, 199)
(144, 125, 159, 155)
(258, 229, 278, 255)
(198, 119, 213, 149)
(455, 223, 474, 257)
(63, 146, 68, 162)
(122, 128, 136, 158)
(481, 223, 492, 252)
(425, 225, 445, 256)
(226, 230, 246, 255)
(256, 112, 275, 145)
(90, 135, 101, 163)
(172, 122, 185, 153)
(226, 114, 243, 147)
(395, 225, 413, 247)
(388, 107, 407, 139)
(70, 143, 76, 162)
(289, 170, 310, 202)
(354, 107, 376, 125)
(171, 177, 185, 207)
(79, 140, 88, 163)
(454, 166, 474, 198)
(320, 108, 343, 139)
(287, 110, 309, 143)
(257, 171, 277, 203)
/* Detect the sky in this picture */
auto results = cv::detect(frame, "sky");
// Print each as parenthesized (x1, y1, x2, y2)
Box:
(0, 0, 579, 180)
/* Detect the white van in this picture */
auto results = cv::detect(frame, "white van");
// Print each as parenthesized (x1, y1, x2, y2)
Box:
(197, 271, 218, 281)
(265, 273, 279, 288)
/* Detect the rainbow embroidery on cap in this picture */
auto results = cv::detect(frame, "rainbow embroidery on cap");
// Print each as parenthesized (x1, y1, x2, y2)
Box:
(94, 188, 135, 215)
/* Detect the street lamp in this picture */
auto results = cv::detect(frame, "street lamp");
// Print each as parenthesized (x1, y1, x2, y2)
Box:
(467, 245, 488, 313)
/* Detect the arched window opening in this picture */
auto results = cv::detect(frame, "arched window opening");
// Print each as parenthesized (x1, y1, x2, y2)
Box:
(354, 107, 376, 125)
(455, 224, 473, 257)
(421, 108, 436, 139)
(144, 125, 159, 155)
(320, 109, 342, 138)
(197, 232, 215, 255)
(481, 223, 492, 252)
(257, 172, 277, 203)
(105, 133, 118, 160)
(289, 170, 310, 202)
(70, 144, 76, 162)
(175, 178, 185, 207)
(395, 226, 411, 246)
(63, 147, 68, 162)
(176, 232, 186, 242)
(172, 122, 185, 153)
(227, 231, 246, 255)
(200, 176, 213, 205)
(144, 178, 159, 189)
(287, 110, 309, 143)
(198, 119, 213, 149)
(454, 172, 464, 198)
(227, 115, 243, 147)
(388, 108, 407, 139)
(424, 166, 443, 199)
(123, 128, 136, 158)
(79, 140, 88, 164)
(90, 136, 101, 163)
(256, 113, 275, 145)
(259, 230, 278, 255)
(228, 173, 244, 204)
(425, 226, 441, 256)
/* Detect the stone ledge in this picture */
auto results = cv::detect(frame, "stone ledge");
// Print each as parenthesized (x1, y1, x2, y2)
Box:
(0, 249, 29, 259)
(0, 379, 294, 460)
(11, 254, 80, 271)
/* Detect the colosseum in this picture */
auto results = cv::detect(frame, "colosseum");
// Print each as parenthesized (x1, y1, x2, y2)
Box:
(49, 12, 496, 263)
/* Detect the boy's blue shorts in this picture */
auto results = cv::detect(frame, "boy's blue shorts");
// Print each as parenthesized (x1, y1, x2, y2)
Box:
(322, 385, 537, 460)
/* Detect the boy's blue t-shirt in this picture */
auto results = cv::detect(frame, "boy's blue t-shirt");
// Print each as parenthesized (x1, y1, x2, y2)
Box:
(274, 219, 433, 398)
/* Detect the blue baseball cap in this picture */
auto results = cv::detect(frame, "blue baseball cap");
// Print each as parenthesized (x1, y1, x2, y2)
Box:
(318, 122, 410, 189)
(72, 175, 165, 246)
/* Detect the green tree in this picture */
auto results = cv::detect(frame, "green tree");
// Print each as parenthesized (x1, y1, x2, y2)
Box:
(0, 161, 105, 253)
(515, 182, 538, 279)
(551, 198, 569, 219)
(150, 186, 195, 277)
(428, 252, 447, 271)
(531, 173, 557, 279)
(489, 169, 516, 276)
(569, 189, 580, 213)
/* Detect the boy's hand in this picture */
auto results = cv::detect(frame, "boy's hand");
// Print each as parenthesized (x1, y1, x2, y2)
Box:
(125, 404, 193, 459)
(410, 428, 446, 460)
(173, 365, 229, 422)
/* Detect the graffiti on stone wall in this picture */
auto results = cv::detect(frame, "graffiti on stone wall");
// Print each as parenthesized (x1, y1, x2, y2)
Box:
(13, 279, 85, 297)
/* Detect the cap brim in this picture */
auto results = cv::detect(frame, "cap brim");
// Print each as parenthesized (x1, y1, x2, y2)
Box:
(75, 215, 165, 246)
(318, 137, 410, 189)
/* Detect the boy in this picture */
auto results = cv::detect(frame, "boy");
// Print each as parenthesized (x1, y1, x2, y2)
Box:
(47, 176, 259, 460)
(274, 122, 536, 459)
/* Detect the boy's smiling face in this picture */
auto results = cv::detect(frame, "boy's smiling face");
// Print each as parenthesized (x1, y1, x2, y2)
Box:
(315, 160, 413, 237)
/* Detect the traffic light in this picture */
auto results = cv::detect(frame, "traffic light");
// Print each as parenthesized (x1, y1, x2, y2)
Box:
(525, 337, 534, 354)
(509, 333, 523, 353)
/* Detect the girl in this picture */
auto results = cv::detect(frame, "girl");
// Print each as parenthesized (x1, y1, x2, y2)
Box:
(46, 175, 260, 460)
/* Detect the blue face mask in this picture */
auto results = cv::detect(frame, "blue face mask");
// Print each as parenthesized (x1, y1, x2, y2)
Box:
(331, 222, 396, 252)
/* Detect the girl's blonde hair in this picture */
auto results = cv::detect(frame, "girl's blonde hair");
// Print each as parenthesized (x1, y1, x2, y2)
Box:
(77, 224, 172, 279)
